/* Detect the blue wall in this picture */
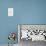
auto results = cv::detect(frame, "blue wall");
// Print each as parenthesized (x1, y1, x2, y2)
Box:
(0, 0, 46, 44)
